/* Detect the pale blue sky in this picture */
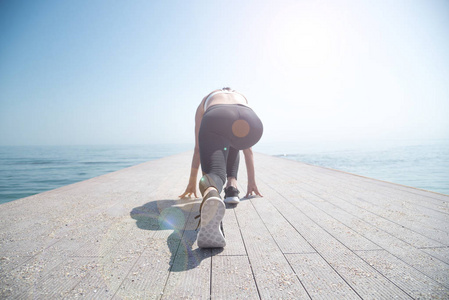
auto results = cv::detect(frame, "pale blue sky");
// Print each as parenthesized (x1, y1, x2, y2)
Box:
(1, 0, 448, 146)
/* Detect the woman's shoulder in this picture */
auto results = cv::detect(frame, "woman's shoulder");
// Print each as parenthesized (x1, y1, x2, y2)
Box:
(204, 89, 222, 98)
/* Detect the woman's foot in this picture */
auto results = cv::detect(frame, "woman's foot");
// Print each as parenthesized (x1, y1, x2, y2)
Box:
(224, 186, 240, 204)
(197, 189, 226, 248)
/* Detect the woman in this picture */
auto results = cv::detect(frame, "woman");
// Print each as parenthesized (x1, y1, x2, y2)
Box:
(179, 87, 263, 248)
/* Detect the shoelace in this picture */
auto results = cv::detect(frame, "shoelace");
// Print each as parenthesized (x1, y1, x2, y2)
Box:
(194, 198, 207, 230)
(194, 215, 201, 230)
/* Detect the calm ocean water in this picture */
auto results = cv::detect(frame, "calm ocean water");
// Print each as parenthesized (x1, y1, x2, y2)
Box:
(0, 144, 191, 204)
(255, 139, 449, 196)
(0, 139, 448, 204)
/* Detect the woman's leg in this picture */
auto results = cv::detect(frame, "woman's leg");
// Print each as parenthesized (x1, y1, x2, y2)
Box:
(226, 146, 239, 188)
(197, 121, 228, 248)
(198, 131, 229, 195)
(198, 105, 237, 195)
(226, 147, 240, 180)
(223, 146, 241, 204)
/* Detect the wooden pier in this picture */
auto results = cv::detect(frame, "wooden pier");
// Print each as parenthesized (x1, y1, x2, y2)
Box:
(1, 152, 448, 299)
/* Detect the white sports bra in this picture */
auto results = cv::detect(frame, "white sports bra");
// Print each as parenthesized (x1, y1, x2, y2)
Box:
(203, 90, 247, 109)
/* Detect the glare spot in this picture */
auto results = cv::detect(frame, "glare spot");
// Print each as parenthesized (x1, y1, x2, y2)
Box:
(158, 207, 185, 230)
(232, 120, 250, 138)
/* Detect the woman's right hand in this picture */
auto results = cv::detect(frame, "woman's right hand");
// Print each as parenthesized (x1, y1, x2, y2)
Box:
(179, 181, 198, 199)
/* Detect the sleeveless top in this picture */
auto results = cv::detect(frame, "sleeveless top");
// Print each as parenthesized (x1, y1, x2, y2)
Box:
(203, 90, 247, 110)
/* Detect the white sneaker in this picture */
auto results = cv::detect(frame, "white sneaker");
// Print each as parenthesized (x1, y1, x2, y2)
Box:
(224, 186, 240, 204)
(197, 191, 226, 248)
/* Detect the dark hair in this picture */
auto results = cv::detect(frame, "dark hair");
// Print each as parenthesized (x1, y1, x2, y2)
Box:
(222, 87, 233, 91)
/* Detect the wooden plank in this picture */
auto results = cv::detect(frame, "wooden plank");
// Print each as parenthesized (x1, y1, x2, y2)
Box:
(297, 161, 449, 221)
(112, 246, 172, 299)
(240, 184, 316, 254)
(234, 199, 310, 299)
(252, 178, 412, 299)
(1, 247, 65, 299)
(17, 257, 97, 299)
(355, 250, 449, 299)
(255, 189, 381, 252)
(0, 255, 33, 275)
(310, 162, 449, 206)
(260, 153, 449, 220)
(65, 269, 115, 299)
(268, 177, 449, 288)
(161, 202, 211, 299)
(421, 247, 449, 264)
(262, 161, 448, 248)
(76, 197, 186, 298)
(211, 256, 260, 299)
(214, 207, 247, 256)
(285, 253, 360, 300)
(306, 175, 449, 233)
(161, 245, 211, 299)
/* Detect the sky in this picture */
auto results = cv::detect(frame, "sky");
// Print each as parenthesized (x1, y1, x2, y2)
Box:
(0, 0, 448, 146)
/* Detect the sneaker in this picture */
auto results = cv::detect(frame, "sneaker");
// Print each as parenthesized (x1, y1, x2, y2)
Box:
(224, 186, 240, 204)
(197, 190, 226, 248)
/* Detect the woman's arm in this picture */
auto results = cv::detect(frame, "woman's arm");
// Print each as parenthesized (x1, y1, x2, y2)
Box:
(179, 102, 204, 198)
(242, 147, 263, 198)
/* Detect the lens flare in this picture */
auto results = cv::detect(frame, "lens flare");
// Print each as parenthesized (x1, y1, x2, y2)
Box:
(158, 207, 185, 230)
(232, 120, 250, 138)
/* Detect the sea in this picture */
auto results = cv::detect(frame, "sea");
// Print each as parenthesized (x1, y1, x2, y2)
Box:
(0, 139, 448, 204)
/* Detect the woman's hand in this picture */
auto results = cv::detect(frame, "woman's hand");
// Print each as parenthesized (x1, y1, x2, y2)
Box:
(243, 148, 262, 198)
(179, 180, 198, 199)
(245, 182, 263, 198)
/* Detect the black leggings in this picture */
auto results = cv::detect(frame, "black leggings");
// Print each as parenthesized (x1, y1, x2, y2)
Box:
(199, 104, 263, 194)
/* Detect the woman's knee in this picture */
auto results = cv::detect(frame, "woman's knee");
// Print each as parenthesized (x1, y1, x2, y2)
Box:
(199, 173, 225, 195)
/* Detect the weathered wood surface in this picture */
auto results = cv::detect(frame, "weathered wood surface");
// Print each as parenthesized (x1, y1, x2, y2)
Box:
(1, 151, 448, 299)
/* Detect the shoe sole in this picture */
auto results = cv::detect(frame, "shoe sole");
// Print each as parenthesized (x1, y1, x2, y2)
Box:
(197, 197, 226, 248)
(224, 196, 240, 204)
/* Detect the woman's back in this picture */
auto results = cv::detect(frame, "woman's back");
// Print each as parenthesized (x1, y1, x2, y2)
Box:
(203, 88, 248, 111)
